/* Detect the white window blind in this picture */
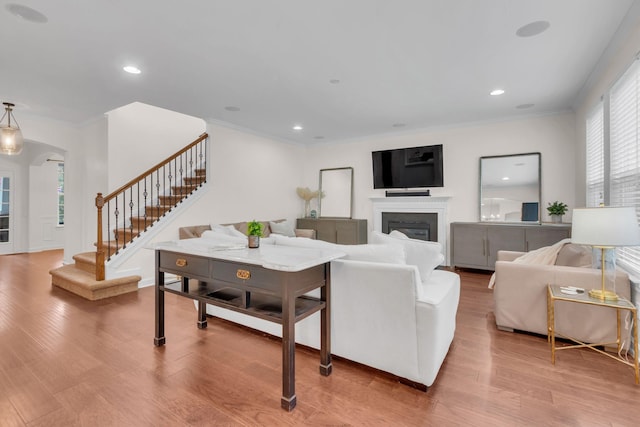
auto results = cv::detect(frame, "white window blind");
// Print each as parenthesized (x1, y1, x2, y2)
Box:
(585, 102, 604, 207)
(609, 59, 640, 275)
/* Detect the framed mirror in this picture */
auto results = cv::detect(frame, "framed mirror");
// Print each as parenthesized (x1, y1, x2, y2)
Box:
(480, 153, 541, 223)
(319, 167, 353, 218)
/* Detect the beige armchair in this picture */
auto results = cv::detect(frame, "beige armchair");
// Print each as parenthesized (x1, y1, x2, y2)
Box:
(493, 247, 631, 347)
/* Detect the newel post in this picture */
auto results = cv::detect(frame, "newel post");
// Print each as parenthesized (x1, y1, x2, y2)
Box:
(95, 193, 105, 281)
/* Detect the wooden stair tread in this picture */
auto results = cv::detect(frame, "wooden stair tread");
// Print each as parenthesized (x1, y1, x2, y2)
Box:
(50, 264, 140, 301)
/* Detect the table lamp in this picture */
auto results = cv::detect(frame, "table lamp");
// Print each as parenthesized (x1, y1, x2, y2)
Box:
(571, 206, 640, 300)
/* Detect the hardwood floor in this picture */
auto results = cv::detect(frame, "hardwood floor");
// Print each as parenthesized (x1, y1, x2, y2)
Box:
(1, 250, 639, 426)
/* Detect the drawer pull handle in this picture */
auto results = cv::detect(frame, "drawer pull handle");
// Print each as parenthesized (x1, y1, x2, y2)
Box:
(236, 269, 251, 280)
(176, 259, 187, 267)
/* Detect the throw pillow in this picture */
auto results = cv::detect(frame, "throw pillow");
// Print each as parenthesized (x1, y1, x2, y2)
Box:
(269, 220, 296, 237)
(555, 243, 592, 267)
(370, 231, 443, 280)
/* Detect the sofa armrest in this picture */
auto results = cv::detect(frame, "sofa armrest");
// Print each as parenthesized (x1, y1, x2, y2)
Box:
(497, 250, 524, 262)
(294, 228, 316, 239)
(329, 259, 422, 381)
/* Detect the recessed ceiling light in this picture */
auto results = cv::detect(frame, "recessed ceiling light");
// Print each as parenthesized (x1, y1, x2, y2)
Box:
(6, 4, 48, 23)
(490, 89, 505, 96)
(392, 123, 406, 128)
(502, 176, 510, 181)
(225, 106, 240, 112)
(516, 20, 550, 38)
(292, 125, 303, 131)
(516, 103, 535, 109)
(123, 65, 141, 74)
(329, 79, 340, 84)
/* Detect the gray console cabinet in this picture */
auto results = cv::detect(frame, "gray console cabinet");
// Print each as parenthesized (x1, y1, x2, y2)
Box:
(297, 218, 368, 244)
(450, 222, 571, 270)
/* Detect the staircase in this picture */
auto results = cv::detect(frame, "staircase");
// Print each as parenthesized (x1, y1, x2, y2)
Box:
(50, 133, 209, 300)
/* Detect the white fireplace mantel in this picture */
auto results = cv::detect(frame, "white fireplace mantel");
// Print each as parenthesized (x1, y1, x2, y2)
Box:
(370, 196, 451, 265)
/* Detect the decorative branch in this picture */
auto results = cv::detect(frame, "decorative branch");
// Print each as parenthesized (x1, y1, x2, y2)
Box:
(296, 187, 324, 201)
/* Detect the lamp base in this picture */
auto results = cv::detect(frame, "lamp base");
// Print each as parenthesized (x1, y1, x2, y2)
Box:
(588, 289, 618, 301)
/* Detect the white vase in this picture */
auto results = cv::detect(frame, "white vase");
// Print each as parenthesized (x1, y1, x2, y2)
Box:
(550, 214, 563, 223)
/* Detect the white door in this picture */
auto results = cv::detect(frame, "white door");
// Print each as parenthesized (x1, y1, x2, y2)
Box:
(0, 172, 14, 255)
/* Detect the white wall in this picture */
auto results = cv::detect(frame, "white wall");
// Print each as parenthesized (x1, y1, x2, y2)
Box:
(2, 114, 81, 258)
(116, 122, 306, 284)
(106, 102, 207, 192)
(302, 113, 577, 235)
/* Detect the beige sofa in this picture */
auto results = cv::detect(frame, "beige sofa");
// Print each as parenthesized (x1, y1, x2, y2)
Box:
(178, 219, 315, 240)
(493, 246, 632, 347)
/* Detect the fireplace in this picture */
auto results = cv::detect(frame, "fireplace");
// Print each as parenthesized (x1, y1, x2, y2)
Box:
(371, 196, 451, 265)
(382, 212, 438, 242)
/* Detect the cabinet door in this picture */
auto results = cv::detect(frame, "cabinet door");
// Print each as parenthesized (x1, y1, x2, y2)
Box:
(452, 224, 488, 268)
(487, 226, 526, 268)
(336, 221, 357, 244)
(315, 220, 337, 243)
(525, 227, 570, 251)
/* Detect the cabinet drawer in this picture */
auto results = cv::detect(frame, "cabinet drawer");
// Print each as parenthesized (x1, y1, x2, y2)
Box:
(159, 252, 209, 276)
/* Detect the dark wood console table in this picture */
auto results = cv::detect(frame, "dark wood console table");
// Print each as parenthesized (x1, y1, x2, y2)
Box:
(152, 240, 345, 411)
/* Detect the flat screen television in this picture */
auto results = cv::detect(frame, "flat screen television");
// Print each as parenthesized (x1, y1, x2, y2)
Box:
(372, 144, 444, 189)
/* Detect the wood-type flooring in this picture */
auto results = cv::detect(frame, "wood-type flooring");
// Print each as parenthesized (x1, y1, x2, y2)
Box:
(1, 250, 639, 426)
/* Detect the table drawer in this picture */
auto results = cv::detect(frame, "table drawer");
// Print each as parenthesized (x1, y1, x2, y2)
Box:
(159, 252, 209, 276)
(212, 260, 282, 290)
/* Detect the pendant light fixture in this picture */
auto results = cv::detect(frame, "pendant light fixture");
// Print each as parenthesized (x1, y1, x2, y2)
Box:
(0, 102, 24, 155)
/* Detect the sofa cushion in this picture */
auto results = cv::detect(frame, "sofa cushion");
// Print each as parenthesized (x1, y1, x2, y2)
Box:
(339, 243, 405, 265)
(271, 234, 334, 249)
(555, 243, 592, 267)
(370, 231, 443, 280)
(272, 234, 405, 265)
(269, 220, 296, 237)
(211, 224, 246, 238)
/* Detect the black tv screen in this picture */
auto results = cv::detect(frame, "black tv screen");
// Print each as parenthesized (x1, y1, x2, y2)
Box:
(372, 144, 444, 189)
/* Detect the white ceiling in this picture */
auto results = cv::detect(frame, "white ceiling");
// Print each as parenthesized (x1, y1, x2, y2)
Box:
(1, 0, 637, 144)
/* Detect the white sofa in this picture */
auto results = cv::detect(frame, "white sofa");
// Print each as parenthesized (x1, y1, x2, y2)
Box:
(179, 224, 460, 389)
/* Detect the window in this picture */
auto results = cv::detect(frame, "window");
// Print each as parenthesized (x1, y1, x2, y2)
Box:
(57, 162, 64, 226)
(585, 102, 604, 207)
(609, 60, 640, 275)
(0, 176, 10, 243)
(587, 58, 640, 276)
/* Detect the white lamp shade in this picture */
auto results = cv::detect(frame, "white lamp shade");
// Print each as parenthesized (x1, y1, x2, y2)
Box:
(571, 207, 640, 247)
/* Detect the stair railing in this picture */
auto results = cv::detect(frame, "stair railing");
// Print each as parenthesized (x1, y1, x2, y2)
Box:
(95, 132, 208, 280)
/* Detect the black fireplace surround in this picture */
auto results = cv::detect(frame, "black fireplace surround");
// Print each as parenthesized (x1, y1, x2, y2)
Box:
(381, 212, 438, 242)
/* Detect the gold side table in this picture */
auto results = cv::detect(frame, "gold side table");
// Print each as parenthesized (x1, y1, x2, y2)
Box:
(547, 284, 639, 384)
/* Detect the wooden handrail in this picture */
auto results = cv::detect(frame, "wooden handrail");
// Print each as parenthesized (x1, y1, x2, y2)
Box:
(95, 132, 209, 280)
(103, 132, 208, 203)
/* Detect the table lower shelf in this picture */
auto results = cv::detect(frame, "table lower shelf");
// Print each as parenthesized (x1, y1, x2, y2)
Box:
(161, 280, 325, 324)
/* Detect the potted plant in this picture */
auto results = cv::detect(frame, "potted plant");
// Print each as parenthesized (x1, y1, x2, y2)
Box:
(547, 201, 568, 223)
(247, 220, 264, 248)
